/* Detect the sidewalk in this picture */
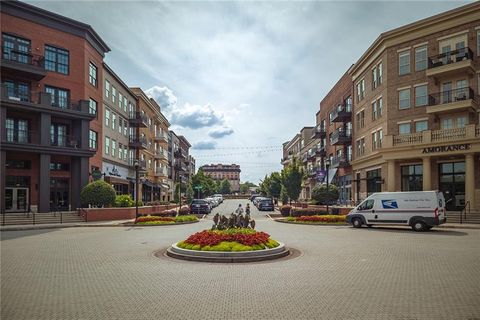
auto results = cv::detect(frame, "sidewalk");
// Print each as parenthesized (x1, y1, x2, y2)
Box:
(0, 219, 134, 232)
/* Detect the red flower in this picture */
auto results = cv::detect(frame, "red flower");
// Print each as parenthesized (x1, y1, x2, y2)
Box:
(184, 230, 271, 247)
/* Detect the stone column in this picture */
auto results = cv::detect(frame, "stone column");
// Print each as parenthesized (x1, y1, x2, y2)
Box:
(465, 154, 475, 209)
(387, 160, 396, 191)
(38, 154, 51, 213)
(0, 150, 6, 214)
(422, 157, 431, 191)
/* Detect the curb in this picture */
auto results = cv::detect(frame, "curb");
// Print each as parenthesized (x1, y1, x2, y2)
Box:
(274, 219, 348, 226)
(122, 220, 200, 227)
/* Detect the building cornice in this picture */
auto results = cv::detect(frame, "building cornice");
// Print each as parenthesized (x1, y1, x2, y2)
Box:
(103, 63, 137, 99)
(1, 0, 110, 56)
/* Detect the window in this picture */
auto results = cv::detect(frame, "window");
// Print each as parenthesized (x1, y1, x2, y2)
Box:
(372, 99, 382, 121)
(89, 130, 97, 149)
(5, 118, 29, 143)
(89, 62, 97, 86)
(356, 138, 365, 157)
(4, 80, 30, 102)
(477, 31, 480, 56)
(378, 129, 383, 148)
(456, 116, 467, 128)
(378, 62, 383, 85)
(119, 93, 123, 109)
(118, 143, 123, 160)
(415, 46, 427, 71)
(123, 96, 128, 112)
(356, 111, 365, 129)
(123, 147, 128, 161)
(372, 130, 383, 150)
(105, 137, 110, 155)
(112, 86, 116, 103)
(118, 117, 123, 133)
(89, 98, 97, 115)
(112, 113, 116, 130)
(123, 120, 128, 136)
(377, 98, 383, 118)
(415, 120, 428, 132)
(442, 118, 453, 129)
(372, 67, 377, 89)
(112, 139, 116, 157)
(50, 123, 67, 147)
(399, 88, 411, 109)
(366, 169, 382, 196)
(49, 162, 69, 171)
(2, 33, 31, 64)
(399, 123, 411, 134)
(399, 51, 410, 75)
(44, 45, 69, 74)
(359, 199, 374, 210)
(401, 165, 423, 191)
(356, 79, 365, 101)
(105, 80, 110, 98)
(6, 160, 31, 169)
(105, 109, 110, 127)
(45, 86, 69, 109)
(415, 85, 427, 106)
(372, 62, 382, 89)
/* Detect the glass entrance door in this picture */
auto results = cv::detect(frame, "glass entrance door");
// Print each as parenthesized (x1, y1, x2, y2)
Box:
(50, 178, 70, 211)
(4, 187, 29, 212)
(439, 162, 465, 211)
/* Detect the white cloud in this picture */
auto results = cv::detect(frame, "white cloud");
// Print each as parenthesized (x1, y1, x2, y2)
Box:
(170, 103, 225, 129)
(145, 86, 177, 112)
(192, 140, 217, 150)
(208, 126, 234, 139)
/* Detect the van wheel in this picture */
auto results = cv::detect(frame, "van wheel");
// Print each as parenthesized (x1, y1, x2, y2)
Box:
(352, 218, 363, 228)
(411, 221, 426, 232)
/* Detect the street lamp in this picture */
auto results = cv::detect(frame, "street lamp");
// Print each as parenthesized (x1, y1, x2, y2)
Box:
(134, 159, 140, 220)
(325, 158, 331, 214)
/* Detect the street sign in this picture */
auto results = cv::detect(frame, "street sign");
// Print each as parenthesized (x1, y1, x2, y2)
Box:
(91, 169, 103, 181)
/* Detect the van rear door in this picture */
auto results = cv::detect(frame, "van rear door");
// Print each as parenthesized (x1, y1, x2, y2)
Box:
(437, 191, 446, 223)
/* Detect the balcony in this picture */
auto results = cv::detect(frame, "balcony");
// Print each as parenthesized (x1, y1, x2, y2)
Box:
(316, 145, 327, 157)
(1, 85, 93, 120)
(175, 163, 188, 172)
(153, 167, 168, 177)
(330, 129, 352, 146)
(426, 48, 475, 80)
(307, 166, 319, 177)
(154, 149, 168, 161)
(389, 125, 479, 148)
(153, 132, 168, 143)
(330, 103, 352, 122)
(302, 153, 308, 163)
(174, 149, 186, 159)
(129, 135, 148, 149)
(311, 124, 326, 139)
(427, 87, 478, 114)
(2, 128, 93, 156)
(331, 155, 350, 168)
(1, 48, 46, 80)
(128, 111, 148, 127)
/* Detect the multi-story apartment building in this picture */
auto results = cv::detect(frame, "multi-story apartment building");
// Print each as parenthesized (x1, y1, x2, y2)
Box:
(298, 127, 317, 200)
(102, 63, 136, 195)
(313, 69, 354, 204)
(168, 130, 180, 200)
(177, 135, 192, 183)
(0, 1, 109, 213)
(130, 88, 170, 203)
(281, 133, 301, 167)
(200, 164, 241, 193)
(350, 2, 480, 211)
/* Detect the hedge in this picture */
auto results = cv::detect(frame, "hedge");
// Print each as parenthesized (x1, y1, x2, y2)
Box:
(279, 205, 292, 216)
(290, 208, 328, 217)
(80, 180, 116, 208)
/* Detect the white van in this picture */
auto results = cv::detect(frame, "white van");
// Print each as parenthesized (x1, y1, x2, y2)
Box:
(346, 191, 447, 231)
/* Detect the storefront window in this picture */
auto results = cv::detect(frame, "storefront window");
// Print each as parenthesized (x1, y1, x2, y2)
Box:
(439, 162, 465, 210)
(366, 169, 382, 196)
(401, 165, 423, 191)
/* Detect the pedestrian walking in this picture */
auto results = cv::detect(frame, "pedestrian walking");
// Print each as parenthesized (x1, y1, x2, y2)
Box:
(235, 204, 244, 214)
(245, 203, 250, 215)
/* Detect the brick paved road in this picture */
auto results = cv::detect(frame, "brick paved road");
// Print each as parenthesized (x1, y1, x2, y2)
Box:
(1, 199, 479, 319)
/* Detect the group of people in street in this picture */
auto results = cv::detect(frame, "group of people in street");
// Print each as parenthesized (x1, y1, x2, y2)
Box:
(235, 203, 250, 215)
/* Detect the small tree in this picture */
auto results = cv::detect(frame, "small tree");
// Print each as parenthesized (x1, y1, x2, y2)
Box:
(220, 179, 231, 194)
(186, 184, 194, 203)
(268, 172, 282, 200)
(80, 180, 116, 208)
(115, 194, 134, 207)
(281, 158, 304, 204)
(311, 184, 339, 205)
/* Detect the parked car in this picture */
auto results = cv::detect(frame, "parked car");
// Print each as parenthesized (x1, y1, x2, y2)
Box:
(205, 197, 219, 208)
(346, 191, 447, 231)
(253, 196, 265, 207)
(190, 199, 211, 214)
(212, 194, 224, 203)
(258, 198, 274, 211)
(250, 194, 260, 202)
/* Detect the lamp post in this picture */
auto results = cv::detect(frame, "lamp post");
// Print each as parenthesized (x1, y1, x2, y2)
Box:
(134, 159, 139, 220)
(194, 185, 202, 199)
(325, 158, 331, 214)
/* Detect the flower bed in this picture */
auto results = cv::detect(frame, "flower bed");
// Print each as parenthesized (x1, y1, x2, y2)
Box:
(177, 228, 279, 252)
(135, 215, 198, 225)
(286, 215, 346, 224)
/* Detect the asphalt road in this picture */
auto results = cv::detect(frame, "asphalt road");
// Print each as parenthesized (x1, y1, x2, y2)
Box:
(1, 199, 479, 319)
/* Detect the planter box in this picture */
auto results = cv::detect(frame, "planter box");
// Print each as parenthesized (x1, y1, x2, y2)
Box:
(80, 205, 180, 222)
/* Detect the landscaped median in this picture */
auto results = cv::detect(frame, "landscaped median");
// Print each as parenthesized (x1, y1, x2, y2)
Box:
(275, 205, 348, 225)
(135, 215, 198, 225)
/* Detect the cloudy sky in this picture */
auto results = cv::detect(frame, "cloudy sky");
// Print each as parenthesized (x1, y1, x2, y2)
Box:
(29, 0, 469, 183)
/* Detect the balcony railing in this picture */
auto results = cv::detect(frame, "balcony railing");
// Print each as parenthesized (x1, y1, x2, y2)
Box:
(128, 158, 147, 169)
(311, 124, 326, 139)
(393, 132, 423, 146)
(129, 135, 148, 149)
(307, 147, 317, 160)
(307, 167, 319, 177)
(174, 149, 186, 159)
(128, 111, 148, 127)
(331, 155, 350, 168)
(302, 153, 308, 163)
(5, 128, 38, 144)
(428, 87, 475, 106)
(1, 85, 91, 114)
(316, 145, 327, 157)
(50, 134, 80, 148)
(428, 47, 473, 69)
(330, 102, 352, 122)
(330, 129, 352, 145)
(390, 125, 479, 147)
(2, 47, 45, 67)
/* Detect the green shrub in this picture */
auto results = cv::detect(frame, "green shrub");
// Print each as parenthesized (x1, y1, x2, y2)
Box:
(311, 184, 339, 205)
(279, 205, 292, 216)
(114, 195, 134, 207)
(80, 180, 116, 208)
(135, 200, 143, 207)
(178, 207, 190, 215)
(290, 208, 328, 217)
(175, 215, 198, 223)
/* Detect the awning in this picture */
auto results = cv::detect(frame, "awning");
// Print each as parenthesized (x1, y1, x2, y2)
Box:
(143, 180, 155, 187)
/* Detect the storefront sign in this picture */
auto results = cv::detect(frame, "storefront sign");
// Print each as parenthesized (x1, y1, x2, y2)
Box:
(422, 143, 471, 154)
(107, 165, 121, 177)
(102, 162, 130, 180)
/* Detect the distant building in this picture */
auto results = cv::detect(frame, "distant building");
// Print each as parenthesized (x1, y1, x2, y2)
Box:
(200, 164, 241, 192)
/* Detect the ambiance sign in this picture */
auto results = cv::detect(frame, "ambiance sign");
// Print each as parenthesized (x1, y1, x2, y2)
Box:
(422, 143, 471, 154)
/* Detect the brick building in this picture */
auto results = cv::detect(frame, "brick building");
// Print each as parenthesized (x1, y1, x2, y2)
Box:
(0, 1, 109, 213)
(200, 164, 241, 193)
(349, 2, 480, 211)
